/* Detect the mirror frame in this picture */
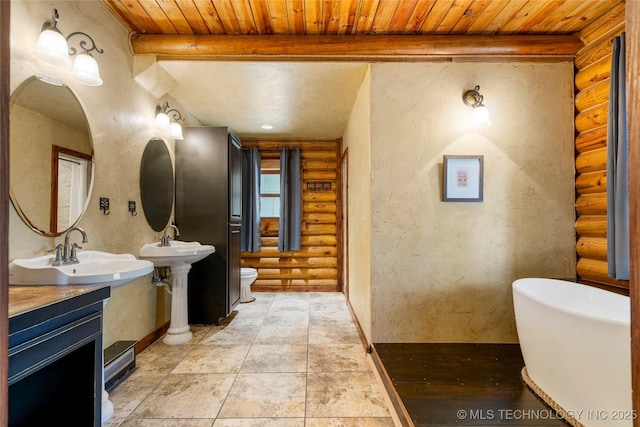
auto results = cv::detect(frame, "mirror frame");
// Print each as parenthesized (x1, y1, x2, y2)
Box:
(9, 76, 95, 237)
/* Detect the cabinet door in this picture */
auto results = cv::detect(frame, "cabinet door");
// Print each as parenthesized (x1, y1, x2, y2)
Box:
(229, 133, 242, 223)
(228, 225, 241, 310)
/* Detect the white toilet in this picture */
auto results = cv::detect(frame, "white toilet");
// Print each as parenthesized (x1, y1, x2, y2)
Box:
(240, 268, 258, 303)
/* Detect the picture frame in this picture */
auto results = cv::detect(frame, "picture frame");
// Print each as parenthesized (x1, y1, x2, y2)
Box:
(442, 155, 484, 202)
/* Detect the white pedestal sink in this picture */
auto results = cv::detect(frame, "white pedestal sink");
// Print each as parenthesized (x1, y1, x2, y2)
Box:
(8, 250, 154, 424)
(139, 241, 215, 345)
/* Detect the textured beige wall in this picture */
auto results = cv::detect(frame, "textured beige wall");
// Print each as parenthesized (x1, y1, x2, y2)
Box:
(9, 1, 171, 347)
(342, 67, 373, 344)
(368, 62, 576, 343)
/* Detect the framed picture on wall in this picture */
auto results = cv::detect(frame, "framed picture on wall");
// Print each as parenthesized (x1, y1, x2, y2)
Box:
(442, 155, 484, 202)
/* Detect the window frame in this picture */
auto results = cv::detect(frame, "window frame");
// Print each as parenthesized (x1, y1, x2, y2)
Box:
(259, 157, 280, 219)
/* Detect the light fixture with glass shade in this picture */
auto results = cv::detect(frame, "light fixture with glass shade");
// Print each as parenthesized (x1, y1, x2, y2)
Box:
(155, 102, 185, 140)
(462, 85, 492, 128)
(33, 9, 72, 68)
(32, 9, 104, 87)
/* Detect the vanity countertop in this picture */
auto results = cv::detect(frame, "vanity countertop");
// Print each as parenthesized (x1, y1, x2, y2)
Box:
(9, 285, 110, 319)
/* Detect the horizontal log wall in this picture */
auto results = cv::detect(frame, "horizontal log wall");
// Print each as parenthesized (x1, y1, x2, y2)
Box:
(241, 139, 341, 292)
(574, 3, 626, 289)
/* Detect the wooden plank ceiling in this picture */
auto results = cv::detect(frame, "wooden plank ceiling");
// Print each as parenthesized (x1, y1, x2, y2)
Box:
(102, 0, 624, 60)
(105, 0, 621, 37)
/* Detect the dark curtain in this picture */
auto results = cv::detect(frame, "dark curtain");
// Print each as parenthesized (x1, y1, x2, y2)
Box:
(278, 147, 302, 251)
(606, 32, 629, 280)
(241, 147, 261, 252)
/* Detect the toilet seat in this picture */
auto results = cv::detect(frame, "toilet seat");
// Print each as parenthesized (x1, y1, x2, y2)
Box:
(241, 267, 257, 277)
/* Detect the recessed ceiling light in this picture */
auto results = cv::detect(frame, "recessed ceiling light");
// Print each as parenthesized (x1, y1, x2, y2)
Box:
(261, 124, 273, 130)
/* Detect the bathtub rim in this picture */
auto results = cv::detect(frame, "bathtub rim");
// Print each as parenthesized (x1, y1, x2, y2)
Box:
(512, 277, 630, 327)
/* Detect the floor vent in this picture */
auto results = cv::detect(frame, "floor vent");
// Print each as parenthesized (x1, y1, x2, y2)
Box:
(104, 340, 137, 392)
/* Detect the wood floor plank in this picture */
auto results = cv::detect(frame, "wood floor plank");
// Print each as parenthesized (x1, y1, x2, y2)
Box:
(372, 343, 569, 426)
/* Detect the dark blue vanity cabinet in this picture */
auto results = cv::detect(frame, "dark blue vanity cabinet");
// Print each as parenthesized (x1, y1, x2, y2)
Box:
(8, 285, 110, 426)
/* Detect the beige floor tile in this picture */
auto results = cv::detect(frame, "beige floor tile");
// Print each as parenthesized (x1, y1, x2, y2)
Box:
(108, 293, 396, 425)
(218, 373, 306, 418)
(308, 344, 371, 372)
(213, 419, 304, 427)
(228, 311, 267, 326)
(305, 418, 395, 427)
(188, 325, 213, 343)
(253, 323, 308, 344)
(109, 370, 167, 419)
(119, 420, 214, 427)
(309, 302, 353, 318)
(262, 310, 309, 326)
(130, 373, 235, 419)
(308, 323, 362, 345)
(306, 372, 391, 418)
(172, 345, 251, 374)
(103, 417, 125, 427)
(273, 293, 310, 302)
(234, 298, 273, 318)
(245, 292, 277, 303)
(240, 344, 308, 373)
(199, 323, 260, 345)
(134, 343, 193, 375)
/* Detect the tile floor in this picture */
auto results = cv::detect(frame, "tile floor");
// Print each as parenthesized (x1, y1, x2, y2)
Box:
(105, 292, 396, 426)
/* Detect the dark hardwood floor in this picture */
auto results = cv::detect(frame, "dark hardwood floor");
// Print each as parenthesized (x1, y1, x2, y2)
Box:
(371, 343, 570, 427)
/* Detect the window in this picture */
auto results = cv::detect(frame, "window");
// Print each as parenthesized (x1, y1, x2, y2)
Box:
(260, 158, 280, 218)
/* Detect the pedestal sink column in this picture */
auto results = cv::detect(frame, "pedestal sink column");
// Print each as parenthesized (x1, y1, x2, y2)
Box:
(163, 263, 193, 345)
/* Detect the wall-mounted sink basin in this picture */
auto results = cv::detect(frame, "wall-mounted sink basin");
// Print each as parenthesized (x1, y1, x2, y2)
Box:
(139, 240, 215, 267)
(9, 251, 154, 289)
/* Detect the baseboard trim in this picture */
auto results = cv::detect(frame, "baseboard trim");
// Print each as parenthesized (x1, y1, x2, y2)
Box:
(134, 321, 169, 355)
(370, 344, 415, 427)
(344, 295, 370, 353)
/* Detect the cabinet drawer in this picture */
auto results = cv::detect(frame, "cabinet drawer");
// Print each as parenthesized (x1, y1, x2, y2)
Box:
(9, 312, 102, 385)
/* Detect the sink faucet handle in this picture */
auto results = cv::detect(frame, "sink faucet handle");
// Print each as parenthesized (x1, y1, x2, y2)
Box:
(68, 243, 82, 264)
(48, 244, 64, 266)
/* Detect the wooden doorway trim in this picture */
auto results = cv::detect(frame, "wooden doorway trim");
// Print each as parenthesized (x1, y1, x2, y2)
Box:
(341, 148, 349, 300)
(1, 1, 10, 425)
(627, 2, 640, 425)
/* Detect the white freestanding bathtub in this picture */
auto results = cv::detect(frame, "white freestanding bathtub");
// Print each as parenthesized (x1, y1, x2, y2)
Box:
(513, 278, 632, 427)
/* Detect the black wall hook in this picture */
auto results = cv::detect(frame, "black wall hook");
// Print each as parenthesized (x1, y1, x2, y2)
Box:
(129, 201, 137, 216)
(100, 197, 110, 215)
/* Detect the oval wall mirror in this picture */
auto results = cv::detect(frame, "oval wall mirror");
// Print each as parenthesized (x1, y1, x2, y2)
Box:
(140, 138, 174, 232)
(9, 76, 95, 237)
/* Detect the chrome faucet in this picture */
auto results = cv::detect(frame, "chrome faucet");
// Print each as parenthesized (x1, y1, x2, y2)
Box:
(63, 226, 88, 264)
(160, 224, 180, 247)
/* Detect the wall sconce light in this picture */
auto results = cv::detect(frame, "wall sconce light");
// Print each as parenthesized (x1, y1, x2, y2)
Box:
(33, 9, 104, 86)
(154, 102, 185, 140)
(462, 85, 492, 128)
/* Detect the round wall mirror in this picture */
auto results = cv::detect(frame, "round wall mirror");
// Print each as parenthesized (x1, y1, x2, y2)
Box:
(10, 76, 95, 237)
(140, 138, 174, 232)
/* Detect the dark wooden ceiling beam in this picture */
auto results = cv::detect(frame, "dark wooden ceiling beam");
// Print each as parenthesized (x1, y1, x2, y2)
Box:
(130, 34, 583, 61)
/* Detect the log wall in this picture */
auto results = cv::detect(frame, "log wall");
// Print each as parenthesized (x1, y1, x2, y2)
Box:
(574, 2, 626, 288)
(241, 139, 341, 292)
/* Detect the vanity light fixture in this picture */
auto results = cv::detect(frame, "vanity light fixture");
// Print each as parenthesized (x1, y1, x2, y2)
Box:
(154, 102, 185, 140)
(33, 9, 104, 86)
(462, 85, 492, 128)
